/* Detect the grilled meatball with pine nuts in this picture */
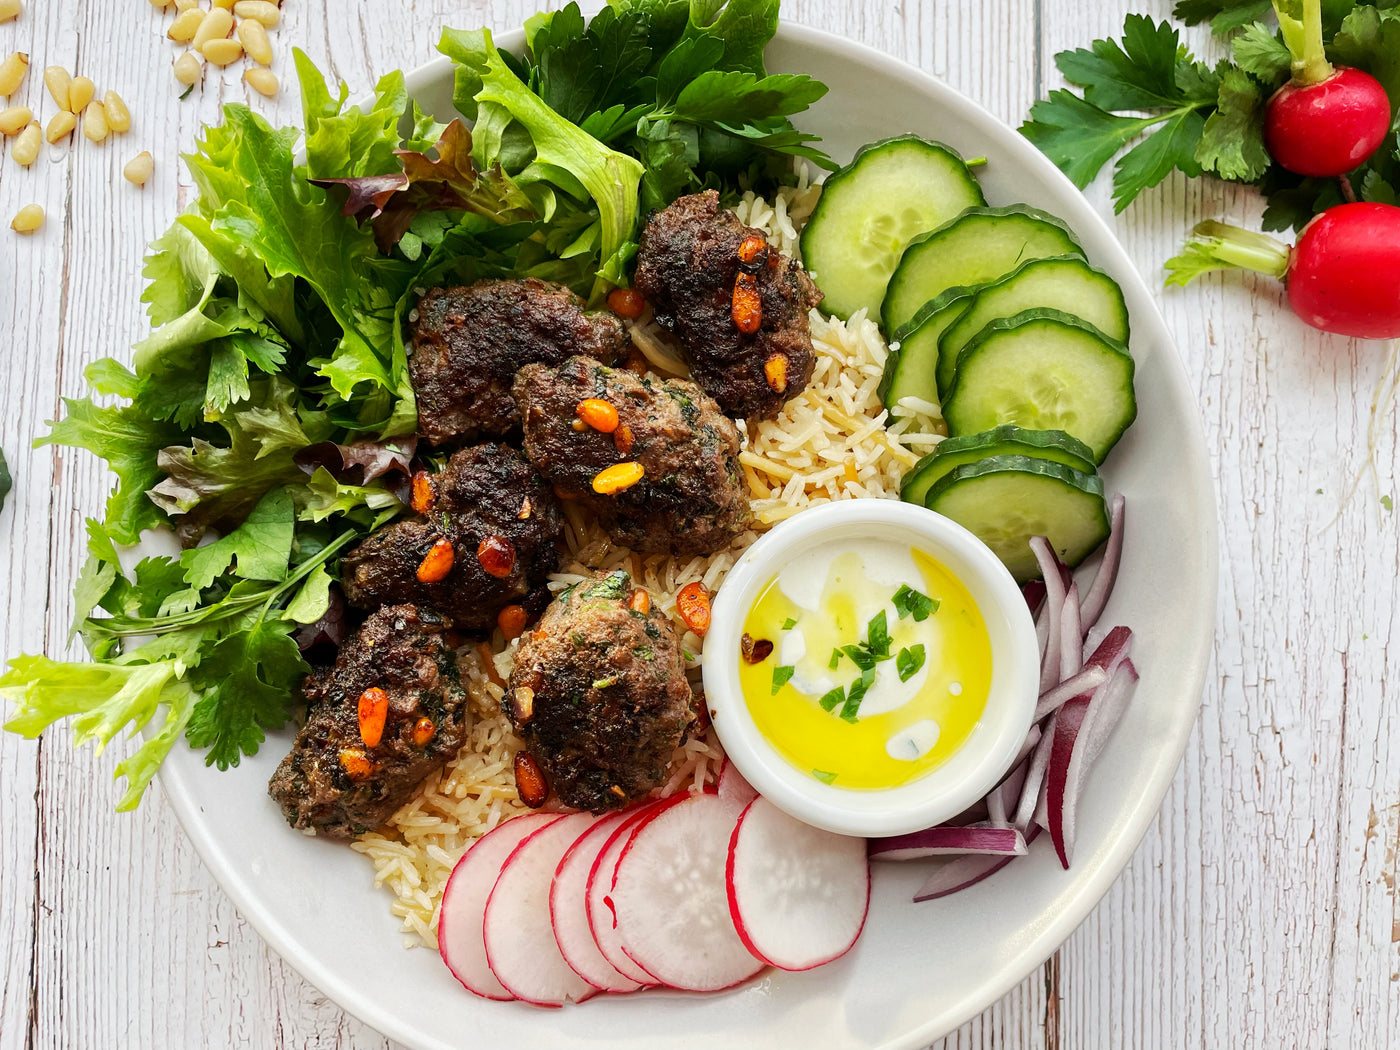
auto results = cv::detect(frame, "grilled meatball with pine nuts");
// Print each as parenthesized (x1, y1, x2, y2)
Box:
(340, 444, 562, 631)
(513, 355, 749, 556)
(632, 189, 821, 420)
(268, 605, 467, 838)
(409, 278, 628, 445)
(505, 571, 694, 813)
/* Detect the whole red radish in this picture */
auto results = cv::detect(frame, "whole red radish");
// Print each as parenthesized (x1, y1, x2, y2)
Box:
(1263, 0, 1392, 177)
(1165, 203, 1400, 340)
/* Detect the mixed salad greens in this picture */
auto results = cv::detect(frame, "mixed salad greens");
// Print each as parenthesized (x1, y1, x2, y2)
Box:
(0, 0, 832, 811)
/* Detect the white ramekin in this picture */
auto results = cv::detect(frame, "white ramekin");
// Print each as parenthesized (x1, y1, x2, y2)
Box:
(702, 499, 1039, 838)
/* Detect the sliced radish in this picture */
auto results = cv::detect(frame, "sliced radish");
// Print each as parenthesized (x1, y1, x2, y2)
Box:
(438, 812, 558, 1000)
(484, 812, 599, 1006)
(586, 798, 679, 987)
(727, 797, 869, 970)
(868, 824, 1026, 862)
(611, 793, 762, 990)
(551, 811, 645, 994)
(717, 759, 758, 808)
(913, 826, 1043, 902)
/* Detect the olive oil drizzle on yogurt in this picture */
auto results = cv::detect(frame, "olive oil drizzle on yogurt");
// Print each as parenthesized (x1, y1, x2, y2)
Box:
(738, 539, 993, 789)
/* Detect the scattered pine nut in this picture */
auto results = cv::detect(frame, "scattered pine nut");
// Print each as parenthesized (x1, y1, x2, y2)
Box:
(11, 204, 43, 236)
(174, 0, 199, 10)
(233, 1, 280, 28)
(82, 100, 108, 143)
(237, 17, 273, 65)
(173, 51, 202, 86)
(67, 75, 95, 115)
(43, 66, 72, 111)
(244, 66, 278, 97)
(0, 0, 20, 25)
(45, 109, 75, 144)
(167, 8, 203, 43)
(211, 0, 235, 8)
(123, 150, 154, 186)
(0, 52, 28, 98)
(0, 104, 30, 136)
(192, 7, 233, 50)
(103, 90, 130, 133)
(147, 0, 171, 9)
(10, 120, 38, 165)
(201, 37, 244, 66)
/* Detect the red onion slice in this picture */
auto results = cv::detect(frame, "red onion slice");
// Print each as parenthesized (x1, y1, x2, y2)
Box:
(1082, 659, 1139, 765)
(1080, 493, 1125, 630)
(870, 825, 1026, 862)
(1030, 537, 1067, 692)
(1060, 582, 1083, 677)
(1033, 665, 1108, 722)
(1014, 719, 1056, 834)
(912, 826, 1042, 902)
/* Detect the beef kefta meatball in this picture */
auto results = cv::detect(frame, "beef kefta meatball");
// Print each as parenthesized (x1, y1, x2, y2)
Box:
(505, 571, 693, 812)
(409, 278, 628, 444)
(513, 355, 749, 556)
(340, 444, 562, 631)
(268, 605, 467, 838)
(633, 190, 821, 419)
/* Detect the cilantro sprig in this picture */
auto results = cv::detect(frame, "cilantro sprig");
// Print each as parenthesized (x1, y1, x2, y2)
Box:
(1020, 5, 1400, 229)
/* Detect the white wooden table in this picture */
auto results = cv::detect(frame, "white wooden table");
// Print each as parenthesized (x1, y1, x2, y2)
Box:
(2, 1, 1397, 1047)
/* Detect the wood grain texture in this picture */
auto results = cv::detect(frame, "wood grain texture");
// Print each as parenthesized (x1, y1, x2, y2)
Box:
(1, 0, 1397, 1047)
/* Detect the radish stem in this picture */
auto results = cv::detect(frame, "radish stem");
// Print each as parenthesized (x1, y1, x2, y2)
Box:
(1164, 221, 1291, 286)
(1273, 0, 1334, 85)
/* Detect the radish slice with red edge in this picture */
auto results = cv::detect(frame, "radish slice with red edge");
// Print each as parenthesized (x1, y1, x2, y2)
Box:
(484, 812, 599, 1006)
(586, 798, 677, 987)
(550, 810, 645, 994)
(717, 758, 758, 808)
(611, 793, 762, 990)
(437, 812, 559, 1000)
(727, 797, 869, 970)
(913, 826, 1043, 902)
(868, 824, 1026, 862)
(1079, 493, 1124, 630)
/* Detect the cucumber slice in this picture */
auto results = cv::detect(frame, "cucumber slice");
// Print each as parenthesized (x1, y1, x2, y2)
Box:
(935, 256, 1130, 397)
(923, 456, 1110, 583)
(800, 136, 985, 322)
(942, 309, 1136, 464)
(878, 285, 979, 415)
(900, 425, 1097, 507)
(882, 205, 1084, 335)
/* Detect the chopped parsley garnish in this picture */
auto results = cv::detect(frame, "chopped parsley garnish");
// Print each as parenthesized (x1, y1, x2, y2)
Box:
(828, 648, 842, 670)
(892, 584, 938, 622)
(818, 685, 845, 712)
(811, 769, 838, 785)
(896, 644, 926, 683)
(781, 616, 798, 631)
(584, 571, 631, 600)
(839, 668, 874, 723)
(771, 665, 795, 694)
(865, 610, 890, 657)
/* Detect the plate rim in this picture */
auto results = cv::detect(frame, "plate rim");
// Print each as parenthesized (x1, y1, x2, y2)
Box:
(155, 20, 1219, 1049)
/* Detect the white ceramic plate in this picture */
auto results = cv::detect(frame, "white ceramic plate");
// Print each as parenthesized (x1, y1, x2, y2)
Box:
(155, 22, 1217, 1050)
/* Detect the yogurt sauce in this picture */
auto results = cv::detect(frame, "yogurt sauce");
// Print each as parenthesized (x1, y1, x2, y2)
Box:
(736, 537, 992, 789)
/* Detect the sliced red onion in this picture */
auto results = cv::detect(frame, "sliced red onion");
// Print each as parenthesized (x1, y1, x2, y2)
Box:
(1022, 579, 1046, 615)
(1030, 537, 1066, 692)
(870, 825, 1026, 862)
(1043, 692, 1094, 868)
(1080, 493, 1125, 630)
(1060, 582, 1083, 677)
(986, 755, 1032, 828)
(1082, 659, 1139, 765)
(1085, 624, 1133, 676)
(1033, 665, 1108, 722)
(912, 826, 1042, 902)
(1014, 718, 1056, 834)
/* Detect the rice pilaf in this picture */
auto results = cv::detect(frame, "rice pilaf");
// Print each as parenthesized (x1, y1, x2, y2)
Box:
(351, 178, 946, 949)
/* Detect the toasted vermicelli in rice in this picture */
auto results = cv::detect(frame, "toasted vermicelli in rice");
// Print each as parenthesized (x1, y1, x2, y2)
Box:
(352, 175, 946, 950)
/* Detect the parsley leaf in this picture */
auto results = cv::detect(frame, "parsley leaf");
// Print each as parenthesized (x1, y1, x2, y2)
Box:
(1056, 13, 1191, 110)
(1173, 0, 1273, 34)
(781, 616, 797, 630)
(771, 665, 795, 693)
(892, 584, 937, 622)
(811, 769, 838, 785)
(184, 619, 305, 770)
(829, 648, 842, 670)
(1231, 22, 1293, 81)
(819, 685, 845, 712)
(897, 644, 927, 683)
(1194, 68, 1271, 181)
(181, 487, 296, 590)
(865, 610, 890, 658)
